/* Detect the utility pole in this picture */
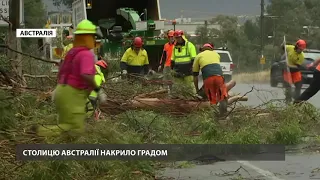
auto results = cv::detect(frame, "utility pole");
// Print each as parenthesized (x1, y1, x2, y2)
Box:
(203, 20, 208, 44)
(273, 18, 276, 60)
(260, 0, 265, 70)
(8, 0, 23, 80)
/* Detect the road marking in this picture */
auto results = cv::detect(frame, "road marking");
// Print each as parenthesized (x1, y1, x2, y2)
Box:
(237, 161, 284, 180)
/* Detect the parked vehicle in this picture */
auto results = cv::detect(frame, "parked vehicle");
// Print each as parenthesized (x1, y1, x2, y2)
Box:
(270, 49, 320, 87)
(215, 48, 235, 83)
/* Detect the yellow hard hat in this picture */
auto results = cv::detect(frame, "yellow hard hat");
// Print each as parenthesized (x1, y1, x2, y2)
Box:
(74, 19, 97, 34)
(74, 20, 103, 38)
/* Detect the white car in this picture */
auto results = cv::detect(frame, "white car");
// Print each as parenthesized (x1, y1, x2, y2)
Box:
(215, 48, 235, 82)
(197, 48, 235, 90)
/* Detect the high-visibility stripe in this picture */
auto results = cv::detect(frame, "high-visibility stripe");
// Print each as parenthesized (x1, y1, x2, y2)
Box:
(175, 61, 192, 65)
(75, 28, 96, 32)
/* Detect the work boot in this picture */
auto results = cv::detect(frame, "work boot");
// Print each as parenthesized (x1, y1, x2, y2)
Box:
(293, 100, 305, 106)
(285, 97, 292, 104)
(211, 105, 220, 120)
(284, 86, 293, 104)
(218, 99, 228, 118)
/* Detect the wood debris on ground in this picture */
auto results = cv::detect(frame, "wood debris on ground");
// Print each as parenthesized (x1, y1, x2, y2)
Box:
(100, 80, 249, 115)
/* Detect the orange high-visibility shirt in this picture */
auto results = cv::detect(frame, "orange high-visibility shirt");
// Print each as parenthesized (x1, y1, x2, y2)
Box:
(316, 64, 320, 71)
(162, 42, 174, 67)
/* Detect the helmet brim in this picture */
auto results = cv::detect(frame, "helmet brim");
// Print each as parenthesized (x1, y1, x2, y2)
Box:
(73, 26, 103, 38)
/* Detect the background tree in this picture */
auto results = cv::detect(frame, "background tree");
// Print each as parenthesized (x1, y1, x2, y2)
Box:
(22, 0, 46, 53)
(192, 0, 320, 72)
(52, 0, 73, 9)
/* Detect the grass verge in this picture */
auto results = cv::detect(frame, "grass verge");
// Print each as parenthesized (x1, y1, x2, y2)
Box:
(233, 70, 270, 84)
(0, 88, 320, 179)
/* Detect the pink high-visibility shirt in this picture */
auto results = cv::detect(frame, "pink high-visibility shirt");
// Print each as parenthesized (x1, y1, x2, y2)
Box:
(58, 47, 96, 90)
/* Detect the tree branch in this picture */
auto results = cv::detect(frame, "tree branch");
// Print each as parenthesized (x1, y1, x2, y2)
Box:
(0, 44, 57, 64)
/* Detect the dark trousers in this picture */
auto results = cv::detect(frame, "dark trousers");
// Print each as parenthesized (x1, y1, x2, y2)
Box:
(283, 81, 302, 102)
(90, 99, 97, 110)
(295, 71, 320, 102)
(86, 96, 97, 112)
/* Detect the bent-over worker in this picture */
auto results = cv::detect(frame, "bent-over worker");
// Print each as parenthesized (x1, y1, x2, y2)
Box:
(171, 30, 197, 93)
(120, 37, 152, 76)
(282, 39, 306, 103)
(36, 19, 101, 136)
(192, 43, 228, 115)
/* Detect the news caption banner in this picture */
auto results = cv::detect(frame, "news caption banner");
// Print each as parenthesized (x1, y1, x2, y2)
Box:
(16, 29, 56, 38)
(16, 144, 285, 161)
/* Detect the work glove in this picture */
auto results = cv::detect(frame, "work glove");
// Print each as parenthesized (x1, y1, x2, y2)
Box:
(122, 70, 127, 75)
(148, 70, 156, 75)
(158, 65, 163, 72)
(196, 89, 203, 99)
(306, 63, 314, 69)
(195, 93, 203, 100)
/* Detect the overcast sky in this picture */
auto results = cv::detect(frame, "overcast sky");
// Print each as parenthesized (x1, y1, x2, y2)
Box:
(43, 0, 266, 19)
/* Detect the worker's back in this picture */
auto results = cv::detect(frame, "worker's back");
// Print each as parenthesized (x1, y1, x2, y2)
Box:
(193, 50, 222, 80)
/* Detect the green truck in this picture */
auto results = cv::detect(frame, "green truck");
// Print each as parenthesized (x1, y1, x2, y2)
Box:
(72, 0, 169, 69)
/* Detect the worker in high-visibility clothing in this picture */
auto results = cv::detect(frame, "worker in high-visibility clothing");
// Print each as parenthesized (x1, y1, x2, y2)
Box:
(36, 19, 103, 136)
(60, 28, 74, 63)
(120, 37, 153, 76)
(282, 39, 306, 103)
(192, 43, 228, 115)
(158, 30, 175, 72)
(171, 30, 197, 93)
(86, 60, 108, 120)
(294, 58, 320, 104)
(158, 30, 175, 90)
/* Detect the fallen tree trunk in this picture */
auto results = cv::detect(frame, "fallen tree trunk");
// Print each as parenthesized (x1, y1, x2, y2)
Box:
(226, 80, 236, 92)
(100, 98, 211, 115)
(99, 79, 247, 115)
(100, 95, 248, 115)
(228, 95, 248, 104)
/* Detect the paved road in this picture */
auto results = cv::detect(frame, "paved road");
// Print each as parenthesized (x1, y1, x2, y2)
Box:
(159, 152, 320, 180)
(158, 83, 320, 180)
(231, 83, 320, 108)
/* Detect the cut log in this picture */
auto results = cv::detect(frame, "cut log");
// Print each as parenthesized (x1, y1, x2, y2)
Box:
(256, 113, 270, 117)
(23, 74, 56, 78)
(226, 80, 236, 92)
(228, 91, 240, 97)
(228, 95, 248, 104)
